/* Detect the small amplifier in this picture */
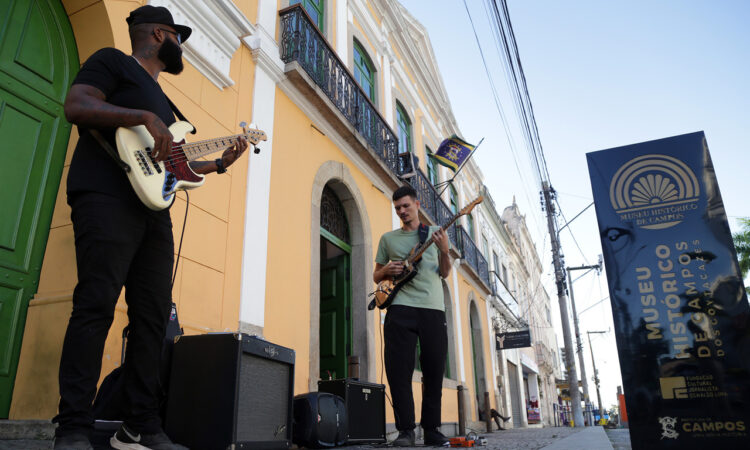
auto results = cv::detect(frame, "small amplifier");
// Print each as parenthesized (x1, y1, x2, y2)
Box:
(318, 378, 386, 444)
(166, 333, 295, 449)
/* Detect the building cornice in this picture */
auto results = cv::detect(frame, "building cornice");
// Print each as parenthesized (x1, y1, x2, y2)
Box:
(149, 0, 255, 89)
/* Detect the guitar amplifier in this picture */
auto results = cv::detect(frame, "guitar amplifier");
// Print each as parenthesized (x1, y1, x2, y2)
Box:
(165, 333, 295, 449)
(318, 378, 386, 444)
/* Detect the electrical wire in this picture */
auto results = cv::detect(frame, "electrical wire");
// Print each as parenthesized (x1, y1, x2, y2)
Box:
(171, 191, 190, 288)
(461, 0, 545, 236)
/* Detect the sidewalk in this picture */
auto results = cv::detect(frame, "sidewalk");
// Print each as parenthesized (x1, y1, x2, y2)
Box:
(0, 420, 622, 450)
(540, 426, 613, 450)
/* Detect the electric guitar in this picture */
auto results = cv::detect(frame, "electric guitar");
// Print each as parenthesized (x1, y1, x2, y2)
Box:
(115, 121, 267, 210)
(371, 196, 484, 310)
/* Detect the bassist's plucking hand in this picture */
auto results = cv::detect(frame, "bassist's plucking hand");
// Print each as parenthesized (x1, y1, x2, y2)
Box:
(143, 112, 174, 162)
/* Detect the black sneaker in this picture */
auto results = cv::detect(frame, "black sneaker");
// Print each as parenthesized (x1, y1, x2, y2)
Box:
(391, 429, 415, 447)
(54, 434, 93, 450)
(110, 423, 188, 450)
(424, 428, 450, 447)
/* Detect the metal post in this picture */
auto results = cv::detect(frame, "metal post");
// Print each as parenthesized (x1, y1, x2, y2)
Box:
(566, 263, 601, 425)
(484, 391, 492, 432)
(542, 181, 583, 427)
(542, 182, 584, 427)
(457, 385, 466, 436)
(347, 355, 359, 379)
(588, 331, 607, 424)
(567, 267, 589, 425)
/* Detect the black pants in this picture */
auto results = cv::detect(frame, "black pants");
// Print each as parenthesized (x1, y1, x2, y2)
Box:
(384, 305, 448, 431)
(54, 193, 174, 437)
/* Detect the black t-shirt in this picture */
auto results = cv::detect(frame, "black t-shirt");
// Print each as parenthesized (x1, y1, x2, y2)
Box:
(66, 47, 176, 204)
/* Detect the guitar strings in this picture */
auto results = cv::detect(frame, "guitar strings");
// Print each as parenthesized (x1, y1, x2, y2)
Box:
(147, 132, 263, 165)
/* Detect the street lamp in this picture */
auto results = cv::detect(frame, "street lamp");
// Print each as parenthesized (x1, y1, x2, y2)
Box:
(587, 330, 607, 423)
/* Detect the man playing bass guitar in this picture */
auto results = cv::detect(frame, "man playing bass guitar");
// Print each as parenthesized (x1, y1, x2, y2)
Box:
(373, 185, 452, 447)
(54, 6, 247, 450)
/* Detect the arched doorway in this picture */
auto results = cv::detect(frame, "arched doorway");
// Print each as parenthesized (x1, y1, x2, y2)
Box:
(0, 0, 78, 417)
(309, 162, 374, 390)
(469, 300, 488, 417)
(319, 185, 352, 379)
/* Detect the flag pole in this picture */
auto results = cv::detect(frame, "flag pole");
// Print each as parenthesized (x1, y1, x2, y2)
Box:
(436, 137, 484, 197)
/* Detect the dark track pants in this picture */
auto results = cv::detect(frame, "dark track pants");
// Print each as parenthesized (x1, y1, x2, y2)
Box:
(384, 305, 448, 431)
(54, 192, 173, 437)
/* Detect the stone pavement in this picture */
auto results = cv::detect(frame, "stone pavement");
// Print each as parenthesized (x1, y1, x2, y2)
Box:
(347, 426, 622, 450)
(604, 429, 632, 450)
(0, 421, 631, 450)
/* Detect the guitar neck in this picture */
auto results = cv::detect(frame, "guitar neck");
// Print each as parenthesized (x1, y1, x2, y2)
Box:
(179, 134, 244, 161)
(409, 215, 462, 263)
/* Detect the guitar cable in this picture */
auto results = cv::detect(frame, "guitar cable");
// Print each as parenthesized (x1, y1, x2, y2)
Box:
(171, 191, 190, 288)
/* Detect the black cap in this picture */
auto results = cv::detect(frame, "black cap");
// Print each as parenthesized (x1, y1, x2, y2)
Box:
(126, 5, 192, 43)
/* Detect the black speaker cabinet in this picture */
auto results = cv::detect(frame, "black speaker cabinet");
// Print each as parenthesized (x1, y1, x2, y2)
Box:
(318, 378, 386, 444)
(166, 333, 295, 449)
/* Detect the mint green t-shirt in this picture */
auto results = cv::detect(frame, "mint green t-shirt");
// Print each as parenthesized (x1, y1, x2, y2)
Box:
(375, 226, 445, 311)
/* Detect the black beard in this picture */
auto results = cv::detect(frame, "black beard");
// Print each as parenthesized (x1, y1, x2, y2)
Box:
(158, 38, 183, 74)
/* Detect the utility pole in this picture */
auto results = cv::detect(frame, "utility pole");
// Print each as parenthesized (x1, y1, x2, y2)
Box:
(588, 330, 607, 423)
(566, 261, 602, 425)
(542, 182, 584, 427)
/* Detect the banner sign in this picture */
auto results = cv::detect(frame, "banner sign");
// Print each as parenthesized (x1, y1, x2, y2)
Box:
(495, 330, 531, 350)
(587, 132, 750, 449)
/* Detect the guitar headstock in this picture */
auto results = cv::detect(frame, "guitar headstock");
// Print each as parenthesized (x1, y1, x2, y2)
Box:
(458, 195, 484, 217)
(240, 121, 268, 145)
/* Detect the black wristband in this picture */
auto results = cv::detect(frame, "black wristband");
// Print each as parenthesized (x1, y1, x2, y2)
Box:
(215, 158, 227, 174)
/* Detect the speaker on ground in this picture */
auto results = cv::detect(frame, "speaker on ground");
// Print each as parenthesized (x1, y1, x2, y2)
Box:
(166, 333, 295, 449)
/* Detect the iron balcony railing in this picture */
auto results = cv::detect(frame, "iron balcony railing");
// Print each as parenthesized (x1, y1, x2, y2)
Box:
(279, 5, 399, 174)
(457, 226, 491, 289)
(279, 5, 491, 292)
(490, 270, 520, 318)
(400, 154, 458, 247)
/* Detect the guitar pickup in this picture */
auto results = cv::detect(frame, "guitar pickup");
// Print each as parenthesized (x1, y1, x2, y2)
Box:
(134, 150, 154, 176)
(145, 148, 163, 174)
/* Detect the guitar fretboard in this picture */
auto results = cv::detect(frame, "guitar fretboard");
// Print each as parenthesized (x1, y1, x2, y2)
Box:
(179, 134, 245, 161)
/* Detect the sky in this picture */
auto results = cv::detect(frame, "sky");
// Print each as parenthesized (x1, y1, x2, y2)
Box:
(402, 0, 750, 411)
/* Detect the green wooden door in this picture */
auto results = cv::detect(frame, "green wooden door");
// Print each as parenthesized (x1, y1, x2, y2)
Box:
(0, 0, 78, 417)
(470, 305, 487, 413)
(319, 233, 351, 380)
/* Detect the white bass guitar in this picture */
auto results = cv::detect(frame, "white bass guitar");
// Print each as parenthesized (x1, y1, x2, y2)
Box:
(115, 121, 266, 210)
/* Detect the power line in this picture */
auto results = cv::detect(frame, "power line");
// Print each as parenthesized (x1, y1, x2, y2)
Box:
(462, 0, 544, 237)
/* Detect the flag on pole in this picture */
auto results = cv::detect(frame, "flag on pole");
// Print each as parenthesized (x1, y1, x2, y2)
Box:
(430, 135, 476, 173)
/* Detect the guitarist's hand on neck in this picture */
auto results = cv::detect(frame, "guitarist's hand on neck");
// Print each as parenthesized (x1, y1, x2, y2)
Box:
(433, 228, 452, 278)
(394, 194, 421, 231)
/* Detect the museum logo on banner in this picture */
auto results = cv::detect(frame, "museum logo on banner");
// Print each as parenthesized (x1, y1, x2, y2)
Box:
(609, 153, 701, 230)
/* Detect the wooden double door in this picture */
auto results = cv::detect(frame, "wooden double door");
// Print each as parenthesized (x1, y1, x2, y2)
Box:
(0, 0, 78, 417)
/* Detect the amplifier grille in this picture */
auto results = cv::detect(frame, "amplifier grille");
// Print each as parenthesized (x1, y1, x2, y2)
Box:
(237, 353, 292, 442)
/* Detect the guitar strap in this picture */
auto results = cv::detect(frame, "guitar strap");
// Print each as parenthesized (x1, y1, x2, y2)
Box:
(89, 94, 195, 173)
(90, 129, 131, 173)
(418, 223, 430, 247)
(367, 223, 432, 311)
(165, 96, 197, 134)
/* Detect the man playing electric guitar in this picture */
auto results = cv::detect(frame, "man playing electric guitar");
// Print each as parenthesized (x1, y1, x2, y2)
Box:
(54, 6, 247, 450)
(373, 185, 452, 447)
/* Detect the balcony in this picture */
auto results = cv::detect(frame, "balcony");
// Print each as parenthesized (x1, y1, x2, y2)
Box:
(457, 226, 491, 290)
(490, 270, 520, 318)
(279, 5, 399, 185)
(279, 5, 491, 293)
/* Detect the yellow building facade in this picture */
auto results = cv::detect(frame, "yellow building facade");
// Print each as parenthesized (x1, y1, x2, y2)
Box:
(3, 0, 544, 435)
